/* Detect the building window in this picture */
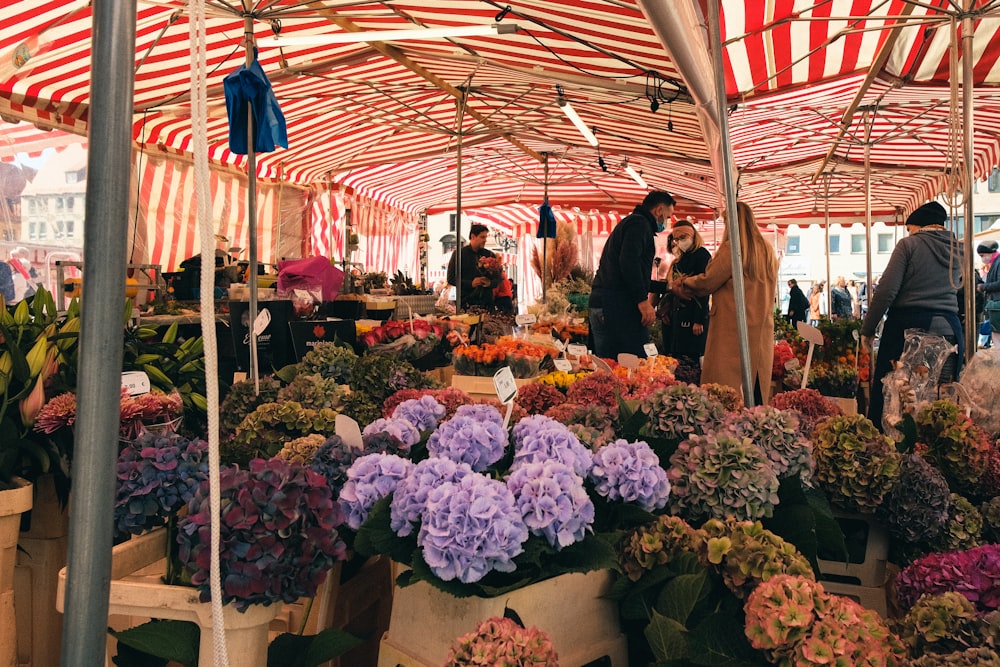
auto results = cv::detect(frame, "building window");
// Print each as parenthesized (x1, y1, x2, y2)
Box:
(66, 219, 75, 238)
(851, 234, 865, 254)
(785, 235, 800, 254)
(66, 196, 74, 210)
(55, 197, 63, 210)
(449, 214, 457, 232)
(990, 168, 1000, 193)
(877, 233, 893, 253)
(37, 223, 46, 240)
(828, 235, 840, 254)
(28, 222, 37, 240)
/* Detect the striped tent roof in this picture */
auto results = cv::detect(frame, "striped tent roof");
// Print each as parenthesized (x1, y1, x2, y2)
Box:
(3, 1, 1000, 226)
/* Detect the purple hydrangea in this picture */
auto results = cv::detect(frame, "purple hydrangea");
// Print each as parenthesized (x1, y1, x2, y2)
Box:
(177, 458, 346, 611)
(589, 439, 671, 512)
(511, 418, 592, 478)
(452, 403, 505, 427)
(339, 453, 415, 529)
(363, 417, 421, 449)
(506, 461, 594, 549)
(114, 433, 209, 538)
(390, 457, 475, 537)
(392, 395, 447, 431)
(427, 414, 508, 471)
(418, 474, 529, 583)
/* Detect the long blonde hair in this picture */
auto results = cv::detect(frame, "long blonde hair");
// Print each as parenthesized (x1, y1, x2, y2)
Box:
(721, 201, 778, 279)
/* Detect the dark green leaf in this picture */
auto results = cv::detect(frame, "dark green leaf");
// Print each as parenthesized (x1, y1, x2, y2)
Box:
(805, 487, 847, 564)
(654, 571, 711, 625)
(267, 629, 364, 667)
(687, 612, 768, 666)
(897, 413, 918, 453)
(762, 503, 817, 565)
(352, 496, 416, 563)
(110, 620, 199, 667)
(645, 610, 689, 662)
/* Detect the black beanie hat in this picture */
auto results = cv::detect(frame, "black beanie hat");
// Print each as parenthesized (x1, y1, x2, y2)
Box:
(978, 240, 999, 254)
(906, 201, 947, 227)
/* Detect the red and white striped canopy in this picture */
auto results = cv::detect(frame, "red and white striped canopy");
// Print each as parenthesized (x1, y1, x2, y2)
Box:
(3, 1, 1000, 226)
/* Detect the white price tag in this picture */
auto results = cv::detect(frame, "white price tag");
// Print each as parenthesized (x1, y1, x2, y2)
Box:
(514, 313, 537, 326)
(493, 367, 518, 404)
(566, 344, 587, 357)
(121, 371, 151, 397)
(552, 338, 566, 352)
(553, 358, 573, 372)
(252, 308, 271, 337)
(617, 353, 640, 370)
(643, 343, 659, 358)
(335, 414, 365, 452)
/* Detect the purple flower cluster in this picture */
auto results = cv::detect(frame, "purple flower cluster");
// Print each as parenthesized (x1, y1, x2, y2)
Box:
(896, 543, 1000, 612)
(391, 395, 446, 431)
(418, 474, 528, 583)
(427, 411, 508, 471)
(363, 417, 420, 449)
(452, 402, 505, 426)
(308, 432, 408, 497)
(511, 415, 592, 478)
(506, 461, 594, 549)
(390, 457, 475, 537)
(589, 439, 671, 512)
(114, 432, 208, 538)
(339, 453, 415, 529)
(177, 458, 346, 611)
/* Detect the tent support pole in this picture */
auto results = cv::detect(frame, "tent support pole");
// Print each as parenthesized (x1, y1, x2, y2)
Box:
(244, 15, 261, 392)
(61, 2, 137, 665)
(707, 0, 754, 404)
(864, 110, 874, 333)
(542, 154, 549, 304)
(455, 87, 466, 312)
(961, 5, 977, 361)
(824, 174, 832, 318)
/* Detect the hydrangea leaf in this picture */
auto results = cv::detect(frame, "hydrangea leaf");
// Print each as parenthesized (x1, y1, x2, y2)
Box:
(654, 570, 712, 626)
(644, 610, 689, 662)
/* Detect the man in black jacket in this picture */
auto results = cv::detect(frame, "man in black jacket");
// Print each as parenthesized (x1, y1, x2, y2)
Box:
(446, 223, 495, 310)
(786, 279, 810, 326)
(589, 191, 676, 358)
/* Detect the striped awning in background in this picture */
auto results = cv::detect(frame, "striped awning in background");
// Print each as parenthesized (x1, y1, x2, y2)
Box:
(4, 1, 1000, 230)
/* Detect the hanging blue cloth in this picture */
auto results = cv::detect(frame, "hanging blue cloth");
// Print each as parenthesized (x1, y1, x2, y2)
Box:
(537, 202, 557, 238)
(223, 48, 288, 154)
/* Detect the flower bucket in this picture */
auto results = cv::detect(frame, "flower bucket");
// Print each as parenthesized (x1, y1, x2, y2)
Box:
(1, 478, 33, 667)
(825, 396, 858, 415)
(56, 528, 279, 667)
(378, 570, 627, 667)
(14, 473, 70, 667)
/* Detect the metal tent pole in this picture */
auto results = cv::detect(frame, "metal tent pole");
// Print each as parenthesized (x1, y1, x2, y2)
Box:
(243, 14, 261, 391)
(824, 175, 832, 316)
(542, 153, 549, 304)
(707, 1, 754, 404)
(455, 86, 467, 312)
(864, 110, 874, 330)
(961, 6, 977, 361)
(61, 1, 137, 665)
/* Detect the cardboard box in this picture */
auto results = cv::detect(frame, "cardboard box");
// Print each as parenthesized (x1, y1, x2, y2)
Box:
(822, 580, 888, 617)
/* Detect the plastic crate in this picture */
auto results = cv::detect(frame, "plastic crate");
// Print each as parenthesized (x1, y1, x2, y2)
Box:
(817, 512, 889, 587)
(821, 580, 888, 617)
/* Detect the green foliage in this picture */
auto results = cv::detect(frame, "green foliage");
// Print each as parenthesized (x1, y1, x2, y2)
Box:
(223, 401, 340, 466)
(109, 619, 362, 667)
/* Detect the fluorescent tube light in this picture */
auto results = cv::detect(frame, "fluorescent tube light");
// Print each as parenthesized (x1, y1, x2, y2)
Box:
(624, 163, 648, 190)
(557, 98, 599, 147)
(258, 23, 517, 47)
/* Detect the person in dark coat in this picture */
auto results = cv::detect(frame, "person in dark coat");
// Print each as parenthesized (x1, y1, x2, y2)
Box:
(662, 219, 711, 373)
(861, 201, 964, 432)
(830, 276, 853, 319)
(786, 279, 810, 326)
(590, 190, 676, 358)
(446, 223, 495, 310)
(978, 239, 1000, 348)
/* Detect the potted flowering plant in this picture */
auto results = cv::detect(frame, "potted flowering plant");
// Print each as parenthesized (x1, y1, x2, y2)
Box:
(350, 406, 671, 596)
(445, 616, 558, 666)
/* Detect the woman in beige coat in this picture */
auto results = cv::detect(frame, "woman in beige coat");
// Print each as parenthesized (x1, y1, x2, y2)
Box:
(671, 202, 778, 405)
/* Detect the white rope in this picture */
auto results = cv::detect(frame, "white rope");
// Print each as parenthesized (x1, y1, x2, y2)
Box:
(188, 1, 230, 665)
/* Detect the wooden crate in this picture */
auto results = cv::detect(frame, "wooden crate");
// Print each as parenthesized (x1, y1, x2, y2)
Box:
(817, 512, 889, 588)
(378, 571, 627, 667)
